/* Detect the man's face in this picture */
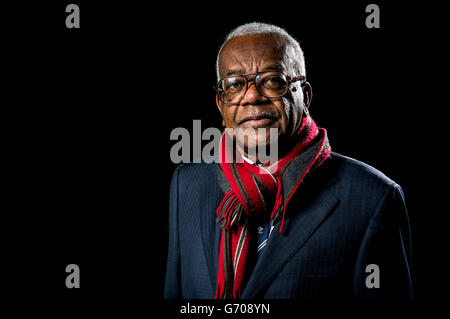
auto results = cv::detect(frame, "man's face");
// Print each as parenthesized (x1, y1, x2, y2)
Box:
(216, 34, 303, 158)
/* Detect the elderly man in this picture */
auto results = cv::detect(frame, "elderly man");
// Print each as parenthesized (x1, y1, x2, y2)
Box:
(164, 22, 412, 299)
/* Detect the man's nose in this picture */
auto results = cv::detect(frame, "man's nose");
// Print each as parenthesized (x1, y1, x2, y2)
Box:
(240, 81, 266, 106)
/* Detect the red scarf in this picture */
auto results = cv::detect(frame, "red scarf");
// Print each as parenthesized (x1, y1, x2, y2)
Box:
(215, 115, 331, 299)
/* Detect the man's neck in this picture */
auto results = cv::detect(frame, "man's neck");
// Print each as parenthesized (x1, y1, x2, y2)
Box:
(237, 139, 293, 165)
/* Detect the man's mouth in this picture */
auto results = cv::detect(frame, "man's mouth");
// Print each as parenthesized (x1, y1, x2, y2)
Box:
(238, 114, 277, 127)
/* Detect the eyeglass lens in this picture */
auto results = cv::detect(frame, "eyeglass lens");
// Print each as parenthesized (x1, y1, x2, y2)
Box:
(219, 72, 288, 103)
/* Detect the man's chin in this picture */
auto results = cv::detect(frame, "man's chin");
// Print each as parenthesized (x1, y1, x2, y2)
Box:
(239, 118, 276, 129)
(236, 135, 280, 161)
(235, 125, 279, 140)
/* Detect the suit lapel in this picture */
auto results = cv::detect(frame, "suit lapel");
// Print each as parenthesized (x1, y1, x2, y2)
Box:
(200, 168, 223, 297)
(241, 186, 340, 299)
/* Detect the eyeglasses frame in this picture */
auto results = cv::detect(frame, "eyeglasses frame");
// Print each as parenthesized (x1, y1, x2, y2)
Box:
(214, 71, 306, 104)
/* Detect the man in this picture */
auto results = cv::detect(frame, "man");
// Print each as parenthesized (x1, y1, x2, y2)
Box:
(164, 22, 413, 299)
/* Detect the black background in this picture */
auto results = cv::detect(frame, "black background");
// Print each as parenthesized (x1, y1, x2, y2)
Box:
(3, 0, 448, 315)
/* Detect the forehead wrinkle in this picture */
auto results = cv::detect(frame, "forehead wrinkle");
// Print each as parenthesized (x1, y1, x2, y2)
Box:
(219, 35, 289, 78)
(224, 63, 286, 77)
(220, 52, 287, 79)
(220, 52, 253, 78)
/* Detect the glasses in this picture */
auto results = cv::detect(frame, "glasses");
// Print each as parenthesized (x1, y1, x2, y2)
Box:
(215, 71, 306, 104)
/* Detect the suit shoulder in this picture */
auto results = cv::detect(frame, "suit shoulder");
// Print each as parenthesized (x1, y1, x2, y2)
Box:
(329, 152, 398, 190)
(171, 163, 223, 216)
(172, 163, 217, 186)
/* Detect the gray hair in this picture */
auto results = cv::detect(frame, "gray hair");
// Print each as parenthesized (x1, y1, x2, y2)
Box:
(215, 22, 306, 81)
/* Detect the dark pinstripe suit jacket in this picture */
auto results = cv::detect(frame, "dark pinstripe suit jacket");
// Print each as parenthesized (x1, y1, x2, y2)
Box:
(164, 152, 413, 299)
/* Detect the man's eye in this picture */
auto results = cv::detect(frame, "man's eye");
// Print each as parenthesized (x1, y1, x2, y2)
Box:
(225, 80, 244, 91)
(264, 77, 285, 88)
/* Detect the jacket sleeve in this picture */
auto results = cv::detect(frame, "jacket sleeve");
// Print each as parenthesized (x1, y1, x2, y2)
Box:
(164, 165, 182, 299)
(353, 184, 413, 299)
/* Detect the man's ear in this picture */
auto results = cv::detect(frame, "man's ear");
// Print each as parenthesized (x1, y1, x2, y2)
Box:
(303, 82, 313, 108)
(216, 95, 226, 127)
